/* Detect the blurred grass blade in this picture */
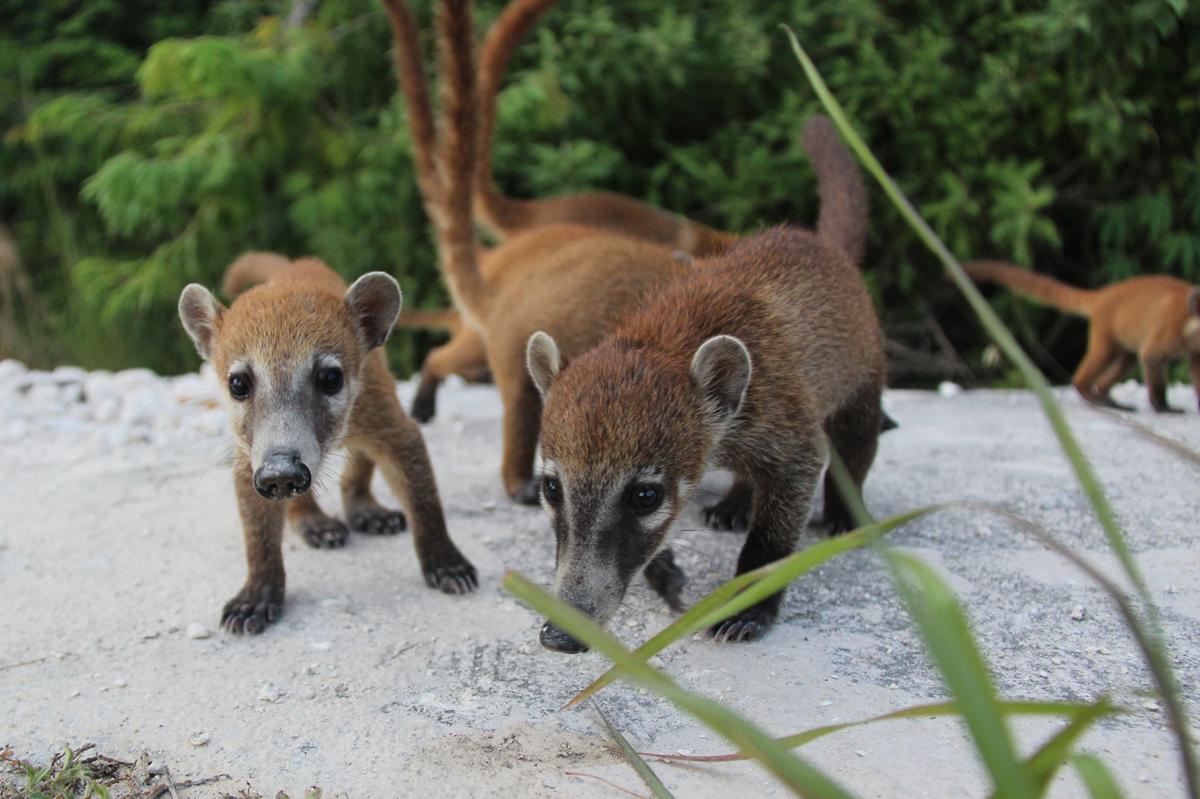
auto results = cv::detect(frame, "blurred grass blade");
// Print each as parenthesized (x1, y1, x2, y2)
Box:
(1000, 700, 1117, 798)
(641, 700, 1115, 764)
(504, 571, 859, 799)
(593, 701, 675, 799)
(782, 29, 1196, 799)
(886, 550, 1036, 798)
(1071, 754, 1127, 799)
(567, 505, 945, 709)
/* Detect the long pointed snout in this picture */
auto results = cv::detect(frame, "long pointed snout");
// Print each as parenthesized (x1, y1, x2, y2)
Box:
(539, 622, 588, 654)
(253, 450, 312, 500)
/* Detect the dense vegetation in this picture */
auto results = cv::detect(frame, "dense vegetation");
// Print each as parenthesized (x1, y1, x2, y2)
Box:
(2, 0, 1197, 381)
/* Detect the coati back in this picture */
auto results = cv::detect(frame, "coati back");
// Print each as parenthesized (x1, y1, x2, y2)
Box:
(526, 116, 883, 651)
(178, 254, 476, 634)
(966, 260, 1200, 412)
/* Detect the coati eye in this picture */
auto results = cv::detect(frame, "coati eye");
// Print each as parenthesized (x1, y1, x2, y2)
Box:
(228, 372, 251, 401)
(542, 476, 562, 506)
(316, 366, 344, 396)
(628, 484, 664, 515)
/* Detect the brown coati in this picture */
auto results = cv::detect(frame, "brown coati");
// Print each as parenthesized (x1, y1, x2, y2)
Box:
(525, 115, 884, 651)
(381, 0, 694, 505)
(179, 252, 477, 634)
(966, 260, 1200, 412)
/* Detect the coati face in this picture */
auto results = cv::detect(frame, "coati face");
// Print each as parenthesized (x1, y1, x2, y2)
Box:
(527, 331, 751, 652)
(179, 272, 401, 500)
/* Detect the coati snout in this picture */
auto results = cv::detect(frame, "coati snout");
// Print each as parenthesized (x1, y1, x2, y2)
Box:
(254, 450, 312, 500)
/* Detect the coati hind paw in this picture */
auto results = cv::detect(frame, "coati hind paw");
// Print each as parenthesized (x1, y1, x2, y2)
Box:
(298, 515, 350, 549)
(221, 582, 284, 635)
(348, 503, 407, 536)
(423, 557, 478, 595)
(703, 499, 750, 532)
(709, 607, 776, 644)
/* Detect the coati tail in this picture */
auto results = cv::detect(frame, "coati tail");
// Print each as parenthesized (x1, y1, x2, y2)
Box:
(474, 0, 559, 238)
(222, 252, 294, 297)
(801, 115, 868, 266)
(964, 260, 1095, 317)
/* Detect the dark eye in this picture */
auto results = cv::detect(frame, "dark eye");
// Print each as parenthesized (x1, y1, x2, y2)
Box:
(228, 372, 251, 401)
(316, 366, 343, 396)
(542, 476, 562, 506)
(628, 483, 664, 515)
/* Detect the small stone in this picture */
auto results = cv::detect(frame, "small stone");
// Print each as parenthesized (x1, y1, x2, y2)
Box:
(186, 623, 211, 640)
(113, 677, 128, 688)
(148, 762, 168, 776)
(1070, 605, 1086, 621)
(310, 641, 333, 651)
(190, 732, 210, 747)
(141, 630, 160, 640)
(1143, 700, 1161, 711)
(938, 381, 963, 397)
(259, 683, 285, 703)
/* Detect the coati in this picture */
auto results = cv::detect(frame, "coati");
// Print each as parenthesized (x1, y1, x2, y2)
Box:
(966, 260, 1200, 413)
(387, 0, 733, 423)
(526, 116, 884, 651)
(178, 253, 477, 634)
(381, 0, 695, 507)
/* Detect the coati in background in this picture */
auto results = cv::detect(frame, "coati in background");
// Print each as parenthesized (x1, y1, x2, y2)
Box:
(526, 116, 884, 651)
(966, 260, 1200, 412)
(179, 253, 477, 635)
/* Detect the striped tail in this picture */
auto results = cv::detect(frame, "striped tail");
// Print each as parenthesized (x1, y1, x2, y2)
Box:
(964, 260, 1095, 317)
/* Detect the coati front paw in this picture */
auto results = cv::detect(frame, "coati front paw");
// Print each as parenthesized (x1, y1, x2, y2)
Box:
(423, 555, 478, 595)
(410, 390, 436, 424)
(644, 550, 687, 612)
(709, 605, 776, 643)
(703, 497, 751, 532)
(221, 581, 284, 635)
(347, 502, 407, 536)
(298, 515, 350, 549)
(822, 504, 857, 536)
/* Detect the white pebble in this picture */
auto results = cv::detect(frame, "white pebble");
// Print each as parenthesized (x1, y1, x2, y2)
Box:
(186, 623, 212, 640)
(1070, 605, 1086, 621)
(190, 732, 210, 747)
(938, 381, 963, 397)
(259, 683, 285, 703)
(113, 677, 128, 688)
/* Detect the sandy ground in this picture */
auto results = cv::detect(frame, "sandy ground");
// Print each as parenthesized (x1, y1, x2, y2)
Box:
(1, 360, 1198, 797)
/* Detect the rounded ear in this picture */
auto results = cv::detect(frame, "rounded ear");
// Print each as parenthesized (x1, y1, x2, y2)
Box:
(346, 272, 402, 350)
(526, 331, 562, 398)
(178, 284, 225, 361)
(1189, 286, 1200, 317)
(690, 334, 752, 418)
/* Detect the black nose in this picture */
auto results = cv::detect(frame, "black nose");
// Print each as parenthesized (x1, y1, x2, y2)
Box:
(539, 622, 589, 654)
(253, 452, 312, 500)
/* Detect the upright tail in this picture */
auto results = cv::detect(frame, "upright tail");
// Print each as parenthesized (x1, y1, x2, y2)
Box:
(222, 252, 294, 297)
(964, 260, 1095, 316)
(434, 0, 490, 322)
(473, 0, 559, 238)
(801, 115, 868, 266)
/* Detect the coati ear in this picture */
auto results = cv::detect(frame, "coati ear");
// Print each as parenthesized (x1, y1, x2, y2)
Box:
(178, 284, 226, 361)
(691, 335, 752, 418)
(1189, 286, 1200, 317)
(346, 272, 402, 350)
(526, 331, 562, 398)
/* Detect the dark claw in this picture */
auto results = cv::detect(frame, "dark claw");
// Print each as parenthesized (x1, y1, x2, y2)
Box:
(221, 583, 284, 636)
(424, 559, 478, 595)
(708, 607, 775, 644)
(348, 505, 407, 536)
(703, 504, 749, 532)
(299, 516, 350, 549)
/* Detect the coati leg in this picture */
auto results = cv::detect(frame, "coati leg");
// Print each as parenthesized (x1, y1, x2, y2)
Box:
(703, 476, 755, 532)
(341, 449, 408, 536)
(1190, 355, 1200, 413)
(1091, 351, 1136, 411)
(354, 394, 477, 594)
(287, 492, 351, 549)
(643, 547, 687, 612)
(711, 429, 827, 644)
(410, 328, 489, 423)
(496, 352, 543, 504)
(1072, 330, 1130, 409)
(223, 451, 287, 634)
(1141, 348, 1182, 413)
(821, 384, 882, 534)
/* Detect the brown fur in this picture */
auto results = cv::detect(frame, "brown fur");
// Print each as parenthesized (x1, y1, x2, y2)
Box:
(472, 0, 735, 255)
(966, 260, 1200, 412)
(527, 129, 881, 648)
(179, 255, 476, 635)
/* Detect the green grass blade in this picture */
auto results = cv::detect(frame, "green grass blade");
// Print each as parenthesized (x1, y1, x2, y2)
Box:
(782, 29, 1196, 798)
(641, 700, 1117, 764)
(567, 504, 945, 709)
(504, 571, 859, 799)
(1071, 754, 1127, 799)
(886, 550, 1036, 798)
(593, 701, 675, 799)
(1006, 701, 1117, 798)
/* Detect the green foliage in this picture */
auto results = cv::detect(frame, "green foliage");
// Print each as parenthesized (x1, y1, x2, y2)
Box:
(2, 0, 1198, 376)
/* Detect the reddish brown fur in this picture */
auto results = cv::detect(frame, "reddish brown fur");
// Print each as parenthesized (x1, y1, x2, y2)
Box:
(181, 255, 476, 635)
(966, 260, 1200, 412)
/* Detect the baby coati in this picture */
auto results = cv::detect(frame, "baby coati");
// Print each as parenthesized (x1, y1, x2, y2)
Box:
(966, 260, 1200, 412)
(179, 253, 476, 634)
(526, 116, 884, 651)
